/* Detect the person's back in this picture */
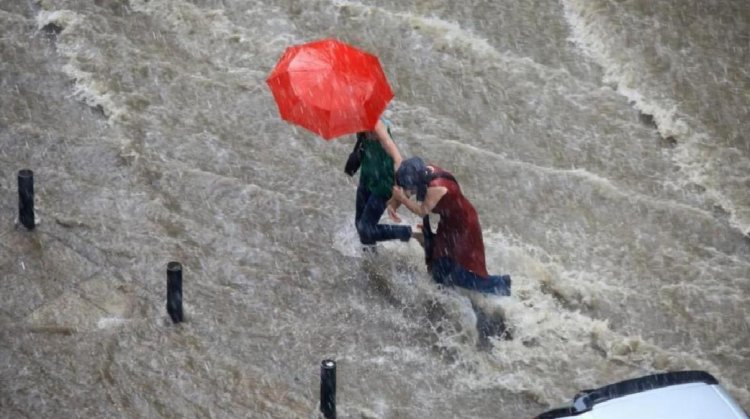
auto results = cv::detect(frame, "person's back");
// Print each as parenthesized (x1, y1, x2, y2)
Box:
(393, 156, 510, 295)
(359, 131, 394, 200)
(350, 120, 412, 247)
(427, 166, 488, 278)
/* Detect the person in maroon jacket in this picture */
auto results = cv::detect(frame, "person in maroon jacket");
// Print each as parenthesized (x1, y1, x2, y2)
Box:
(389, 157, 511, 295)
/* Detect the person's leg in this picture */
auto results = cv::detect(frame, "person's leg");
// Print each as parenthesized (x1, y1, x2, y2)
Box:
(355, 181, 368, 234)
(486, 275, 511, 295)
(430, 257, 454, 286)
(430, 257, 511, 295)
(356, 192, 411, 245)
(355, 182, 377, 252)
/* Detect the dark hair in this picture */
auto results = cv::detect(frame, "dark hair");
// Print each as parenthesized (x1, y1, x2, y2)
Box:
(396, 157, 430, 201)
(356, 131, 377, 142)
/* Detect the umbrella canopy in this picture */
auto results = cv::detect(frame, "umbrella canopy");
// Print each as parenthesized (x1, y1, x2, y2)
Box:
(266, 38, 394, 140)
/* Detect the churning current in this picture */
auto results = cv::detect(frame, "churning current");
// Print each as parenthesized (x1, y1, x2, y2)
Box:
(1, 0, 749, 418)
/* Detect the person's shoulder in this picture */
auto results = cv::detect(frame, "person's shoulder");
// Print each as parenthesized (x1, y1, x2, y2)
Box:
(379, 117, 394, 136)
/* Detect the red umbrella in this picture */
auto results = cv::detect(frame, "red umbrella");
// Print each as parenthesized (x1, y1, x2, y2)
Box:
(266, 38, 394, 140)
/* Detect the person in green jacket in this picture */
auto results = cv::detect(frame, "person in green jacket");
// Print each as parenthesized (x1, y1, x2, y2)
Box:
(353, 119, 412, 247)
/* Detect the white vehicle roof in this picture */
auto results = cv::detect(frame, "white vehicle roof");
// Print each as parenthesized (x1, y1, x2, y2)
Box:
(536, 371, 749, 419)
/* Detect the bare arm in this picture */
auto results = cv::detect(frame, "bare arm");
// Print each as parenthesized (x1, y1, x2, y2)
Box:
(374, 119, 402, 170)
(387, 196, 401, 211)
(392, 186, 448, 217)
(386, 196, 402, 222)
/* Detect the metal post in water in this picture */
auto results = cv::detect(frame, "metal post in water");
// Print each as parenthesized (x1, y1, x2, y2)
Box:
(166, 262, 184, 324)
(320, 359, 336, 419)
(17, 169, 35, 230)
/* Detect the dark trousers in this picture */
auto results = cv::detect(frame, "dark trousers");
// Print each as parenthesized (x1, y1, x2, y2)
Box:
(355, 181, 411, 245)
(431, 257, 511, 296)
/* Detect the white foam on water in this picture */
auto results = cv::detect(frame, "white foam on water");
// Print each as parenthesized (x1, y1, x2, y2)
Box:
(33, 0, 300, 131)
(97, 316, 127, 329)
(35, 9, 83, 31)
(439, 136, 718, 226)
(561, 1, 697, 140)
(469, 228, 750, 406)
(129, 0, 303, 62)
(35, 10, 127, 122)
(331, 217, 363, 258)
(331, 0, 595, 85)
(562, 0, 750, 236)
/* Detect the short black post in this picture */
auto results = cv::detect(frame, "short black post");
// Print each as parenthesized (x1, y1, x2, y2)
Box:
(166, 262, 184, 324)
(18, 169, 35, 230)
(320, 359, 336, 419)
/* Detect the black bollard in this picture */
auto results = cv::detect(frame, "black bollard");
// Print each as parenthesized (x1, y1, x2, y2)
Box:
(166, 262, 184, 324)
(17, 169, 35, 230)
(320, 359, 336, 419)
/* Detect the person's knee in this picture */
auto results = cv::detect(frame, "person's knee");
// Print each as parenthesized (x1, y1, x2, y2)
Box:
(356, 219, 375, 244)
(433, 258, 456, 273)
(431, 270, 447, 285)
(355, 218, 370, 236)
(430, 258, 455, 285)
